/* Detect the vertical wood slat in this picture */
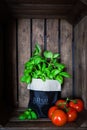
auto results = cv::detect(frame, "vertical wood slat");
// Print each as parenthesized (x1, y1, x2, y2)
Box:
(18, 19, 31, 107)
(32, 19, 44, 52)
(74, 23, 82, 98)
(83, 16, 87, 109)
(0, 25, 4, 104)
(4, 20, 17, 107)
(74, 16, 87, 109)
(60, 20, 72, 98)
(8, 20, 17, 107)
(46, 19, 59, 52)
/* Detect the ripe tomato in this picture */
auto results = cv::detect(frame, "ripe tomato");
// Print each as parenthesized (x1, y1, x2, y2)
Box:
(55, 99, 68, 109)
(69, 99, 84, 112)
(66, 107, 78, 122)
(51, 109, 68, 126)
(48, 106, 58, 119)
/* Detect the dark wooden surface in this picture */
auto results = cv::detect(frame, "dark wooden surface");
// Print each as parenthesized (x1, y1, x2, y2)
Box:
(0, 0, 87, 24)
(60, 20, 72, 98)
(1, 109, 87, 130)
(18, 19, 31, 107)
(46, 19, 59, 52)
(74, 16, 87, 109)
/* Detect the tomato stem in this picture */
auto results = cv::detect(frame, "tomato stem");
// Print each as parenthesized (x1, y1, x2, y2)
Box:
(66, 97, 70, 103)
(66, 97, 77, 104)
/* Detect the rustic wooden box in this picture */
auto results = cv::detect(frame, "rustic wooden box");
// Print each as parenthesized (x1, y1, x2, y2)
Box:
(0, 0, 87, 130)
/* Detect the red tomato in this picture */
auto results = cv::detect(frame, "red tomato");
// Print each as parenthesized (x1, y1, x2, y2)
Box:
(66, 107, 78, 122)
(51, 109, 68, 126)
(55, 99, 68, 109)
(48, 106, 58, 119)
(69, 99, 84, 112)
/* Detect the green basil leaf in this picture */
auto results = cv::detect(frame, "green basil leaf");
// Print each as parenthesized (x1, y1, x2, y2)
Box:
(25, 63, 33, 70)
(59, 72, 71, 78)
(41, 75, 46, 81)
(48, 74, 53, 79)
(33, 43, 41, 56)
(44, 68, 50, 76)
(55, 75, 63, 84)
(35, 70, 42, 76)
(32, 72, 38, 79)
(25, 75, 32, 84)
(44, 51, 53, 59)
(25, 60, 34, 67)
(33, 56, 42, 64)
(53, 53, 60, 58)
(33, 49, 38, 56)
(24, 69, 32, 75)
(27, 115, 32, 120)
(51, 69, 61, 77)
(24, 71, 29, 76)
(48, 63, 52, 69)
(31, 111, 38, 119)
(37, 64, 41, 70)
(53, 59, 57, 64)
(55, 63, 65, 69)
(20, 76, 26, 82)
(19, 114, 26, 120)
(42, 63, 46, 71)
(25, 62, 30, 67)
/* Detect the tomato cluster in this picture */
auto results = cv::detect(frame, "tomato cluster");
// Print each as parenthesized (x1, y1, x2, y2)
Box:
(48, 98, 84, 126)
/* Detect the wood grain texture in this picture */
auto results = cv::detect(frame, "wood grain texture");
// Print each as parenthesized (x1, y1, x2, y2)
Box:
(18, 19, 30, 107)
(74, 22, 82, 98)
(5, 0, 87, 25)
(4, 109, 87, 130)
(60, 19, 72, 98)
(46, 19, 59, 52)
(32, 19, 44, 52)
(74, 16, 87, 109)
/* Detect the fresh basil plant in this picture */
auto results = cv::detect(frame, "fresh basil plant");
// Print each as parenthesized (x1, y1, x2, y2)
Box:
(20, 43, 71, 85)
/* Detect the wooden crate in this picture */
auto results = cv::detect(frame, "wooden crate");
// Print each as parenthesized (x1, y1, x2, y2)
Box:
(0, 17, 87, 129)
(0, 0, 87, 129)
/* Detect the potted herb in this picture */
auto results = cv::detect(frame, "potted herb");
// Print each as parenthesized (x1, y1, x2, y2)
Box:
(21, 43, 71, 84)
(20, 43, 71, 118)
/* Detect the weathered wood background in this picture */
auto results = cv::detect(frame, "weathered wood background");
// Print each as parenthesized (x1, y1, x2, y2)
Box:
(18, 19, 72, 107)
(6, 17, 87, 109)
(74, 16, 87, 109)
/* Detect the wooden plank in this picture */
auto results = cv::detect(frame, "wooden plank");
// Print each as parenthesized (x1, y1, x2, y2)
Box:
(32, 19, 44, 51)
(60, 20, 72, 98)
(82, 16, 87, 109)
(5, 110, 87, 130)
(46, 19, 59, 52)
(0, 25, 3, 103)
(74, 16, 87, 109)
(8, 20, 17, 107)
(18, 19, 31, 107)
(74, 22, 82, 98)
(6, 0, 76, 4)
(1, 20, 17, 108)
